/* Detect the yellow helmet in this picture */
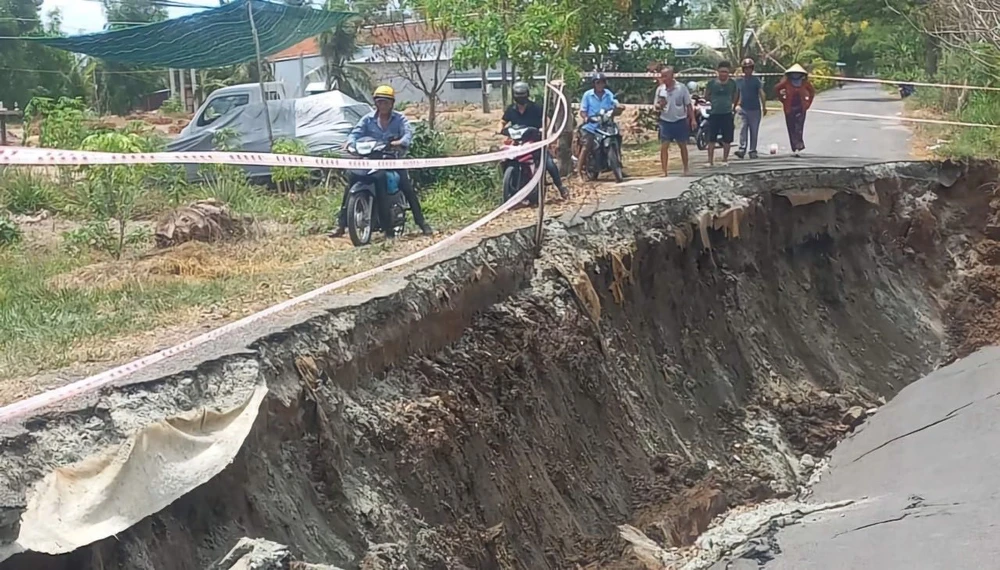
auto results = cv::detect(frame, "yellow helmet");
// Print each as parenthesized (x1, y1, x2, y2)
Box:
(373, 85, 395, 101)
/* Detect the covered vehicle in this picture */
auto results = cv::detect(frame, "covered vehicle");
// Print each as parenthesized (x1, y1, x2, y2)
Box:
(168, 90, 373, 182)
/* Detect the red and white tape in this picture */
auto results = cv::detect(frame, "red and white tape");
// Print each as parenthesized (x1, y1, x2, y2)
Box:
(0, 86, 567, 425)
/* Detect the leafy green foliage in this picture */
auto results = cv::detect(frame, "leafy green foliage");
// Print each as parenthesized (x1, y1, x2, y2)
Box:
(0, 3, 86, 110)
(23, 97, 89, 149)
(407, 122, 497, 195)
(271, 138, 312, 192)
(0, 215, 21, 248)
(160, 97, 184, 114)
(93, 0, 168, 115)
(77, 132, 152, 257)
(0, 168, 62, 214)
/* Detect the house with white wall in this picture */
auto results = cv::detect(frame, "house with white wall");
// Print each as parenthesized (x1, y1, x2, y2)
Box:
(269, 25, 748, 105)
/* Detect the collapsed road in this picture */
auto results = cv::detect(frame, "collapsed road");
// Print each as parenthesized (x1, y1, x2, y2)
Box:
(2, 86, 997, 569)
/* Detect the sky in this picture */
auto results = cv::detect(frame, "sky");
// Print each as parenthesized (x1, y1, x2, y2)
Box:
(40, 0, 219, 35)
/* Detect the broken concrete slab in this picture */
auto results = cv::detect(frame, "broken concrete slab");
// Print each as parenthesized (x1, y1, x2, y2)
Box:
(711, 346, 1000, 569)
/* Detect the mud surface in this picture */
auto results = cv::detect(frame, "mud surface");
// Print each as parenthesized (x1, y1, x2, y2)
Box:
(2, 161, 998, 569)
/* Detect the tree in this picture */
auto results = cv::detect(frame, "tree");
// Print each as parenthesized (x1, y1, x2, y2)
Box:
(370, 14, 454, 127)
(0, 2, 83, 109)
(94, 0, 167, 115)
(318, 0, 373, 101)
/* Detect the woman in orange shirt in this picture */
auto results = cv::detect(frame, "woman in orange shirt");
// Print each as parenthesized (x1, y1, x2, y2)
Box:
(775, 64, 816, 157)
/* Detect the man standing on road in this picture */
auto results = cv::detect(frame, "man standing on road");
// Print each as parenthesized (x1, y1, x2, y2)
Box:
(654, 66, 696, 176)
(735, 58, 767, 159)
(705, 60, 739, 166)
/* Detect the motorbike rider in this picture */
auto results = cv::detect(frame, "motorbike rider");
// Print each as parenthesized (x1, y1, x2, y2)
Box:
(498, 81, 570, 200)
(576, 72, 624, 179)
(331, 85, 433, 239)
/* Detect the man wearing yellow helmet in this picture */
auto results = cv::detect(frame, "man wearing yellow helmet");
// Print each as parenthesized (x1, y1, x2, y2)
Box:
(332, 85, 433, 238)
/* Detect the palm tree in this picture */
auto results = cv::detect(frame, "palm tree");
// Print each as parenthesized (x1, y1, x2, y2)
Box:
(318, 2, 373, 102)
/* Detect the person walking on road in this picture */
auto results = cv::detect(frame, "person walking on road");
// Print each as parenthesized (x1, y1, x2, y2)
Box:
(705, 60, 739, 166)
(775, 63, 816, 157)
(654, 66, 696, 177)
(735, 58, 767, 159)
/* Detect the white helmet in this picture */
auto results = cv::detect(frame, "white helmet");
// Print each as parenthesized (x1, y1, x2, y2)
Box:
(687, 81, 699, 92)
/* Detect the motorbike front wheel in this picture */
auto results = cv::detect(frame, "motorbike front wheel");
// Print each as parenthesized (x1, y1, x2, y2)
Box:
(347, 190, 374, 246)
(608, 143, 624, 183)
(501, 164, 522, 204)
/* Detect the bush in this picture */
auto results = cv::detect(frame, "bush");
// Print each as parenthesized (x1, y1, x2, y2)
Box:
(160, 97, 184, 114)
(23, 97, 89, 149)
(407, 122, 497, 195)
(77, 132, 153, 258)
(0, 168, 62, 215)
(271, 138, 311, 193)
(0, 215, 21, 248)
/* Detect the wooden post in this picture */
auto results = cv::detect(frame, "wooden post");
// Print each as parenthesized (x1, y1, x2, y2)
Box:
(168, 68, 176, 99)
(190, 69, 199, 108)
(179, 69, 187, 112)
(247, 0, 275, 147)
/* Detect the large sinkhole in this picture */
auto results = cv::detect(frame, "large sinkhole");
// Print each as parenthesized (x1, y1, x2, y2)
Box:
(2, 161, 998, 569)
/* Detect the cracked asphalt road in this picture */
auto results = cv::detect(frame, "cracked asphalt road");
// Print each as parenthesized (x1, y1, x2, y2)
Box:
(712, 346, 1000, 569)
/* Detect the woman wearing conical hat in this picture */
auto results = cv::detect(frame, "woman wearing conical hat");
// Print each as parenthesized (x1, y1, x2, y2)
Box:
(775, 64, 815, 157)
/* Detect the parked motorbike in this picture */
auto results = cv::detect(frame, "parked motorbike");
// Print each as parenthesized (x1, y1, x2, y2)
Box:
(581, 107, 624, 183)
(898, 83, 916, 99)
(499, 124, 543, 206)
(344, 137, 409, 246)
(692, 97, 713, 151)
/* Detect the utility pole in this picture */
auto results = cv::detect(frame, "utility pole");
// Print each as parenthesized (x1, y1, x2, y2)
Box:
(247, 0, 275, 147)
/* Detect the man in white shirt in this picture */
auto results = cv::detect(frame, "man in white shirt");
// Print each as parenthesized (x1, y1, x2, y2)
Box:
(655, 66, 696, 176)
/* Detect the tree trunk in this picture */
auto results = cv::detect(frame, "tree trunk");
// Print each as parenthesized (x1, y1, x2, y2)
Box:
(428, 94, 437, 129)
(480, 66, 490, 113)
(924, 34, 940, 77)
(556, 85, 574, 175)
(511, 61, 517, 85)
(500, 57, 509, 108)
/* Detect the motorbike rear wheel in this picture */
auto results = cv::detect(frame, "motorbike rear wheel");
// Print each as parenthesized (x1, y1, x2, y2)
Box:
(609, 143, 624, 183)
(347, 190, 374, 246)
(696, 126, 709, 151)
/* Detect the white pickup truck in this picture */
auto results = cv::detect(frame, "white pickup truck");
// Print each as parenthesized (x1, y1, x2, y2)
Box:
(178, 82, 288, 138)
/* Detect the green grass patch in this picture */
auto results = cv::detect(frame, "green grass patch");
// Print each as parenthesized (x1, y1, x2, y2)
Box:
(0, 246, 243, 376)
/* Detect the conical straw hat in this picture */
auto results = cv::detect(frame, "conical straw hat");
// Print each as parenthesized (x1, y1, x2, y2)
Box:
(785, 63, 808, 75)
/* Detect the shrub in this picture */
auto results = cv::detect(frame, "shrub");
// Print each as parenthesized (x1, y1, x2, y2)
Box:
(77, 132, 153, 258)
(0, 168, 61, 215)
(271, 138, 311, 193)
(0, 215, 21, 248)
(23, 96, 89, 149)
(160, 97, 184, 114)
(407, 122, 497, 195)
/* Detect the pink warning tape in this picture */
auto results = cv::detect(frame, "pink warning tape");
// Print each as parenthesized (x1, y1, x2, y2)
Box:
(0, 86, 567, 425)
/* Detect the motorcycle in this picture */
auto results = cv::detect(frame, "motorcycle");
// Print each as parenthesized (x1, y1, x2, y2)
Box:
(692, 97, 713, 151)
(499, 124, 543, 206)
(344, 137, 409, 246)
(898, 83, 916, 99)
(581, 107, 624, 183)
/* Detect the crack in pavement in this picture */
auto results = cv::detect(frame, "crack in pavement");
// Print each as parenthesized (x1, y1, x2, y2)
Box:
(850, 390, 1000, 463)
(834, 512, 912, 538)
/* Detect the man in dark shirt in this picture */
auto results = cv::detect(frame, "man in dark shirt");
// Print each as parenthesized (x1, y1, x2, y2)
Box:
(499, 81, 569, 199)
(735, 57, 767, 159)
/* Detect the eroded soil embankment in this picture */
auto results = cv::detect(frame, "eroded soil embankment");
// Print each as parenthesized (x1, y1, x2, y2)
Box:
(3, 161, 998, 570)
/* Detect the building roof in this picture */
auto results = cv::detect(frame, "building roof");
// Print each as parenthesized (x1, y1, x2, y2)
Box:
(271, 27, 750, 64)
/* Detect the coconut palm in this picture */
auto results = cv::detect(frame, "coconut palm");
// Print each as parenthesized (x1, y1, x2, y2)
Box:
(318, 1, 373, 102)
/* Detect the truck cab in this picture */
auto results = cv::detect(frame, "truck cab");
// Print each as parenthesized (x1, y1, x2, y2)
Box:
(181, 82, 287, 136)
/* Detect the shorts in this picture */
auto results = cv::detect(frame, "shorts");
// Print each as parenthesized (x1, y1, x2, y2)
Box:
(708, 113, 735, 144)
(658, 119, 690, 143)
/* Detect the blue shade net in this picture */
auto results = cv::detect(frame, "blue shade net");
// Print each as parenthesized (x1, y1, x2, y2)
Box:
(33, 0, 353, 69)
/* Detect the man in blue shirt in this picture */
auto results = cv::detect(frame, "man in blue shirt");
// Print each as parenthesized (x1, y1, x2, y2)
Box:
(332, 85, 432, 239)
(576, 72, 622, 178)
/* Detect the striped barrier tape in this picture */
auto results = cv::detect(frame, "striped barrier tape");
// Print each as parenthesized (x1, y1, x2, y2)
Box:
(0, 123, 558, 170)
(0, 85, 567, 425)
(601, 71, 1000, 92)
